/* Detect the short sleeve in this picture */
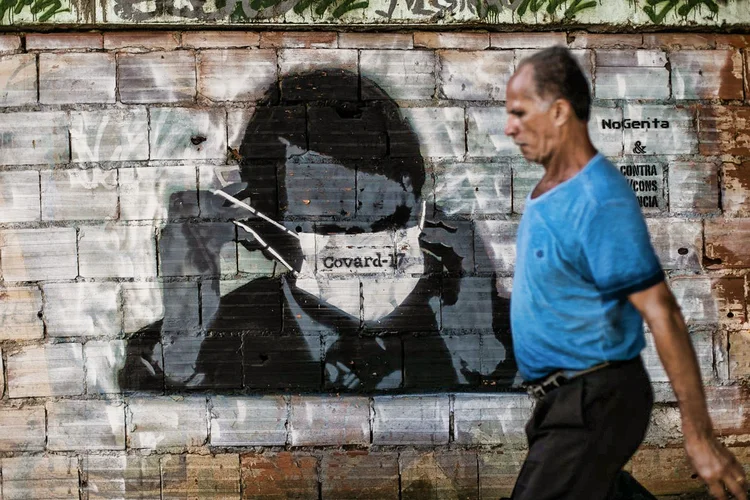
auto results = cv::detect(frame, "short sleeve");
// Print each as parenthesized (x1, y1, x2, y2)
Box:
(581, 200, 664, 301)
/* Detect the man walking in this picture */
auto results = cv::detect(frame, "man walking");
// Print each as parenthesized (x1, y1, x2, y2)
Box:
(505, 46, 746, 500)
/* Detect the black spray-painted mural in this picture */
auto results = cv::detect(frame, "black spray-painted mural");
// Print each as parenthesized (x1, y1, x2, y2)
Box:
(119, 71, 517, 393)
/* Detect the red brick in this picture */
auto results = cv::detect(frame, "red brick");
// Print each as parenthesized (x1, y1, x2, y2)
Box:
(705, 218, 750, 268)
(338, 33, 413, 49)
(413, 32, 489, 50)
(568, 33, 643, 49)
(322, 451, 399, 499)
(712, 277, 747, 325)
(400, 451, 478, 500)
(704, 385, 750, 435)
(491, 32, 565, 49)
(0, 35, 22, 53)
(643, 33, 716, 49)
(630, 447, 704, 494)
(260, 31, 337, 48)
(670, 50, 744, 100)
(715, 34, 750, 48)
(668, 161, 719, 215)
(103, 32, 180, 51)
(162, 454, 240, 497)
(697, 105, 750, 156)
(478, 451, 525, 499)
(241, 452, 318, 499)
(182, 31, 260, 48)
(730, 329, 750, 379)
(723, 161, 750, 217)
(26, 33, 103, 50)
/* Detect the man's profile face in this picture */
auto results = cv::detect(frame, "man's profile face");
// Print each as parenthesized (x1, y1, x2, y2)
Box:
(504, 64, 559, 166)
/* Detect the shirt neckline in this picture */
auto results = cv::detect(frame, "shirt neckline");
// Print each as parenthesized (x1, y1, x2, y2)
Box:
(526, 152, 603, 207)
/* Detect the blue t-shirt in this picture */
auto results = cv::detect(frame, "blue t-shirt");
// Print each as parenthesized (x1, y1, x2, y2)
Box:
(511, 153, 664, 381)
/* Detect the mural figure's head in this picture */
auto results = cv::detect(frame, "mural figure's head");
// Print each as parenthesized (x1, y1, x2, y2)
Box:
(225, 70, 430, 322)
(505, 46, 591, 165)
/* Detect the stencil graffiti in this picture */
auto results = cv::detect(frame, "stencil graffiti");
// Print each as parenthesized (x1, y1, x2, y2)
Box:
(118, 70, 517, 393)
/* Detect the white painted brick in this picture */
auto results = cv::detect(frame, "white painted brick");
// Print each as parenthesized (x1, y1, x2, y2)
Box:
(670, 276, 720, 325)
(210, 396, 287, 446)
(474, 220, 518, 274)
(227, 108, 255, 153)
(0, 286, 43, 340)
(0, 54, 36, 106)
(511, 158, 544, 214)
(41, 168, 118, 221)
(119, 165, 198, 220)
(0, 111, 69, 165)
(453, 394, 533, 445)
(43, 282, 121, 337)
(415, 32, 489, 50)
(83, 455, 161, 499)
(373, 395, 449, 445)
(0, 228, 77, 281)
(118, 51, 196, 103)
(491, 32, 565, 49)
(361, 50, 436, 100)
(0, 353, 3, 398)
(596, 50, 668, 68)
(399, 107, 465, 158)
(642, 329, 713, 387)
(84, 340, 127, 395)
(290, 396, 369, 446)
(468, 107, 516, 157)
(595, 67, 670, 100)
(122, 281, 199, 333)
(70, 108, 149, 162)
(669, 161, 719, 214)
(439, 50, 514, 101)
(150, 107, 227, 161)
(0, 407, 45, 451)
(646, 218, 702, 270)
(198, 49, 277, 102)
(0, 35, 22, 53)
(40, 52, 116, 104)
(671, 50, 744, 100)
(7, 343, 84, 398)
(279, 48, 358, 75)
(47, 399, 126, 451)
(127, 396, 208, 449)
(589, 107, 624, 157)
(162, 454, 241, 498)
(0, 170, 39, 222)
(1, 455, 79, 500)
(434, 162, 512, 216)
(78, 225, 157, 278)
(622, 105, 697, 155)
(722, 162, 750, 217)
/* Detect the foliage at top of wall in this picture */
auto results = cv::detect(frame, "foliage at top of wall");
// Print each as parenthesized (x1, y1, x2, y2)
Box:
(0, 0, 742, 25)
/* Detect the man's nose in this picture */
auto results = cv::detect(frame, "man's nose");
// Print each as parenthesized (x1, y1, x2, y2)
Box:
(504, 117, 516, 137)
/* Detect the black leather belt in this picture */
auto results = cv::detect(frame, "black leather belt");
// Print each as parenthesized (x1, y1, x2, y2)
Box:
(524, 360, 623, 399)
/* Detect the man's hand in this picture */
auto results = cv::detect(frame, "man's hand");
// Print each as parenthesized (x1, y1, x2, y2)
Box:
(685, 434, 746, 500)
(630, 281, 747, 499)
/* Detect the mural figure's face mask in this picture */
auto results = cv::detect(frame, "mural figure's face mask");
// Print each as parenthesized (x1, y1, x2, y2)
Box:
(220, 144, 426, 323)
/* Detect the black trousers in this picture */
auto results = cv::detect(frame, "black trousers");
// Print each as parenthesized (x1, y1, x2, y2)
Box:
(511, 356, 655, 500)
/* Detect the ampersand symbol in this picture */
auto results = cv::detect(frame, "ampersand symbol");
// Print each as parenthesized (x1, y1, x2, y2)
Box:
(633, 141, 646, 154)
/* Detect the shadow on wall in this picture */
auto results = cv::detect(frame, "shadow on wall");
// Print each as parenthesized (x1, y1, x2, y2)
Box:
(118, 70, 518, 394)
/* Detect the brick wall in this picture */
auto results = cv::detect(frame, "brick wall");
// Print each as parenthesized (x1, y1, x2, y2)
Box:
(0, 30, 748, 498)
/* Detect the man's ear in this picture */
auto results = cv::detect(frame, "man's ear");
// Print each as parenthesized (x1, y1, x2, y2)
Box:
(551, 98, 573, 127)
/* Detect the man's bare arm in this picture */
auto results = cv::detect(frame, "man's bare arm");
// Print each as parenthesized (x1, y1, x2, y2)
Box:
(630, 281, 746, 500)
